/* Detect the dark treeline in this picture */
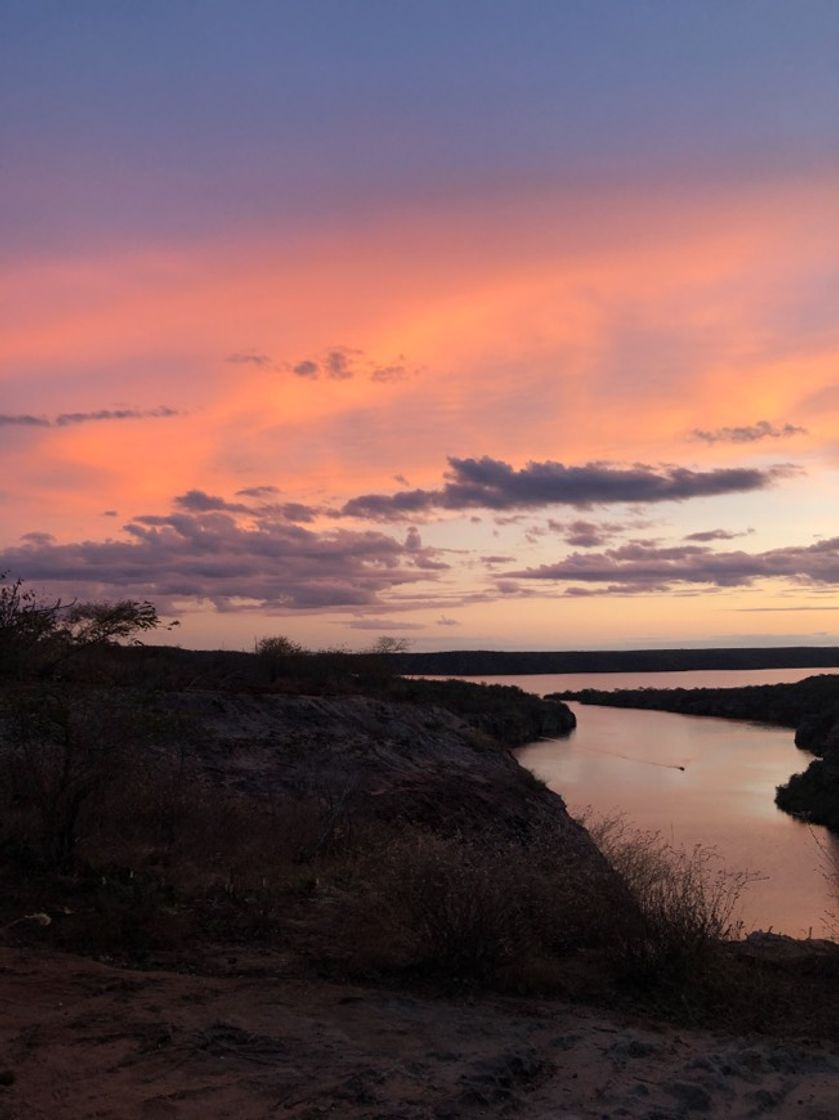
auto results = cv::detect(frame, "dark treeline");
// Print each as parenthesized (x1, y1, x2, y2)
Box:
(388, 646, 839, 677)
(554, 674, 839, 729)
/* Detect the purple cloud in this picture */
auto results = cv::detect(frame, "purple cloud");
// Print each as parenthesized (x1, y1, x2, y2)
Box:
(547, 518, 636, 548)
(0, 407, 180, 428)
(0, 495, 447, 612)
(292, 359, 319, 378)
(691, 419, 807, 444)
(684, 528, 754, 542)
(508, 537, 839, 595)
(340, 456, 788, 519)
(0, 414, 50, 427)
(226, 352, 273, 367)
(345, 618, 427, 630)
(235, 485, 280, 498)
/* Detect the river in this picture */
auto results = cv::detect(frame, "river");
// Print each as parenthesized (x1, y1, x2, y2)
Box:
(445, 669, 839, 938)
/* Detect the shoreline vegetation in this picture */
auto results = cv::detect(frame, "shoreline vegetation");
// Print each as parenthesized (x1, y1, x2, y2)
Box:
(554, 676, 839, 834)
(2, 576, 839, 1112)
(387, 646, 839, 676)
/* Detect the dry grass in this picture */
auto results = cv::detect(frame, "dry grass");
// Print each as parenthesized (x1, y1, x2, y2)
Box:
(586, 811, 754, 989)
(317, 820, 620, 990)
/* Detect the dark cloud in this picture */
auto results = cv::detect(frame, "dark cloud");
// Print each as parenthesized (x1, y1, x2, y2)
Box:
(1, 407, 181, 429)
(274, 502, 318, 523)
(20, 531, 55, 545)
(325, 349, 354, 380)
(289, 348, 414, 383)
(563, 525, 607, 548)
(370, 364, 408, 383)
(508, 537, 839, 595)
(225, 352, 272, 367)
(684, 528, 754, 542)
(691, 420, 807, 444)
(481, 554, 515, 565)
(0, 414, 49, 427)
(174, 490, 252, 514)
(291, 349, 357, 380)
(293, 360, 319, 378)
(340, 456, 787, 520)
(547, 518, 635, 548)
(235, 485, 280, 498)
(436, 615, 460, 627)
(173, 489, 318, 523)
(55, 406, 181, 426)
(0, 498, 448, 612)
(345, 618, 427, 631)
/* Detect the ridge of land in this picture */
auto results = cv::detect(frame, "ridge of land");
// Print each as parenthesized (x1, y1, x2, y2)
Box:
(388, 646, 839, 676)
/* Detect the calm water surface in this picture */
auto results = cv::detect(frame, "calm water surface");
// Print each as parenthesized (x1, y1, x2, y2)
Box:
(446, 670, 839, 937)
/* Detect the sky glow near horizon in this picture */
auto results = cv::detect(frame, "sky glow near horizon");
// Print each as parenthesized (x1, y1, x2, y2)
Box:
(2, 1, 839, 651)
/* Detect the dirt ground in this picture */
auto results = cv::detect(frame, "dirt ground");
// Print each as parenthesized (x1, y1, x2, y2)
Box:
(1, 947, 838, 1119)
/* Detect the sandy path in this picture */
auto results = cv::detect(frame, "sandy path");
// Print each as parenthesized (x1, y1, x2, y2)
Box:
(0, 947, 838, 1119)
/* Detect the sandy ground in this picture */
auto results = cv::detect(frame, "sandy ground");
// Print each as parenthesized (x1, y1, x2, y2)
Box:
(0, 948, 838, 1119)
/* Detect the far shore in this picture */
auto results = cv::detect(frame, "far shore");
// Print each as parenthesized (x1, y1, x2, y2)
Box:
(387, 645, 839, 677)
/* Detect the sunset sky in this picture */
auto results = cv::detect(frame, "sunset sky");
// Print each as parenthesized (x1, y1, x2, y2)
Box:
(3, 1, 839, 651)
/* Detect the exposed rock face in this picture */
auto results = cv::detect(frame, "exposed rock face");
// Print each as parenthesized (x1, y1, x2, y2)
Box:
(158, 690, 592, 851)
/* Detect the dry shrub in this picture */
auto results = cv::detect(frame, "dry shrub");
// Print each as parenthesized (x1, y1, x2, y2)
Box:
(323, 822, 625, 987)
(356, 831, 529, 980)
(587, 812, 753, 990)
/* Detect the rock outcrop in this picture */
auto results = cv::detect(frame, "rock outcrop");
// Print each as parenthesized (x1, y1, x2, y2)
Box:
(158, 689, 590, 850)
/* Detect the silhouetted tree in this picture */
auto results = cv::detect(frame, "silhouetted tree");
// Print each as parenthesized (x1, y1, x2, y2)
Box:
(0, 572, 172, 679)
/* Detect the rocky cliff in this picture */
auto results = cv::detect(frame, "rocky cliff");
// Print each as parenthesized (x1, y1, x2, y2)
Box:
(157, 688, 591, 849)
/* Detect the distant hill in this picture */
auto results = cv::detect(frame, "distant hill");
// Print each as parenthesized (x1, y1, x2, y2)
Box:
(389, 646, 839, 677)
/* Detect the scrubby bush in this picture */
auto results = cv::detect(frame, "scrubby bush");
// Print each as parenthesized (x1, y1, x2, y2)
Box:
(320, 820, 628, 988)
(589, 813, 753, 990)
(353, 831, 531, 980)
